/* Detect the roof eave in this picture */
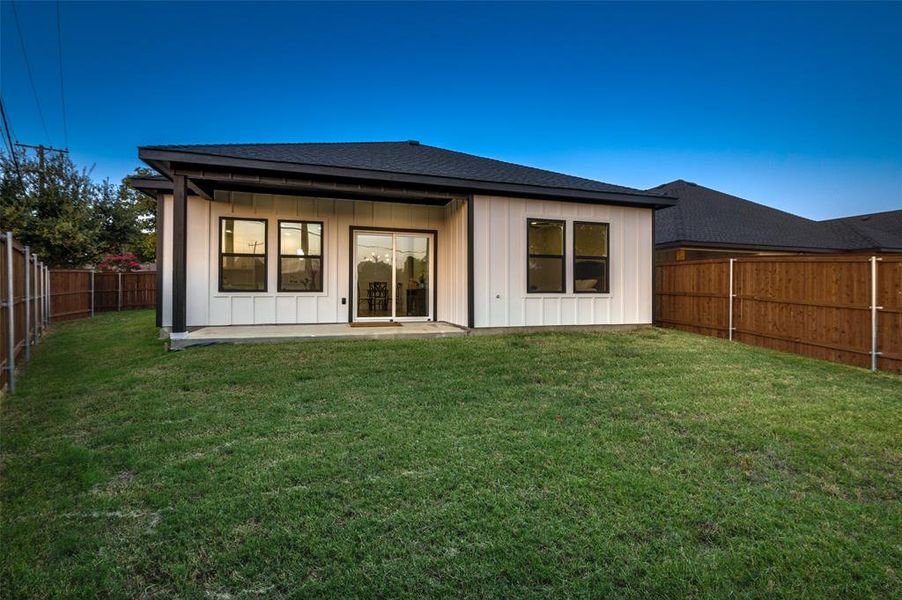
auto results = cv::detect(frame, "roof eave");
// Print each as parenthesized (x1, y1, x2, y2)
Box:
(126, 175, 173, 198)
(654, 239, 857, 253)
(138, 147, 676, 209)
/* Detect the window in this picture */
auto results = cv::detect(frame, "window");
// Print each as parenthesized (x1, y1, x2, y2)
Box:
(527, 219, 565, 293)
(573, 221, 609, 293)
(220, 218, 267, 292)
(279, 221, 323, 292)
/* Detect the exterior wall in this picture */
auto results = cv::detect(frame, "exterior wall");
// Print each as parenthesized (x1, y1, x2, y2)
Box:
(161, 194, 173, 327)
(438, 198, 468, 327)
(472, 195, 653, 328)
(160, 192, 468, 328)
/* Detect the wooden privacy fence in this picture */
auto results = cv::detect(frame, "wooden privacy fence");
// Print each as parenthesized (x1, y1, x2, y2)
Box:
(2, 229, 157, 392)
(49, 270, 156, 321)
(655, 255, 902, 373)
(1, 232, 52, 392)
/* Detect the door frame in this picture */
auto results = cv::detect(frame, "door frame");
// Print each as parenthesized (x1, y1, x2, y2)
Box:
(348, 226, 438, 323)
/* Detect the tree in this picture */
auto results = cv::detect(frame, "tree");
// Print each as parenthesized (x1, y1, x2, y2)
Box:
(0, 149, 157, 267)
(0, 148, 101, 266)
(120, 167, 157, 263)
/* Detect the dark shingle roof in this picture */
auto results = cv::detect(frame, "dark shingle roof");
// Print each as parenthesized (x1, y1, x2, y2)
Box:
(820, 210, 902, 251)
(142, 141, 669, 200)
(650, 180, 902, 251)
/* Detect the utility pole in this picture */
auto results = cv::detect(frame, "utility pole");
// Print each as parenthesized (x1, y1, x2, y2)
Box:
(14, 143, 68, 195)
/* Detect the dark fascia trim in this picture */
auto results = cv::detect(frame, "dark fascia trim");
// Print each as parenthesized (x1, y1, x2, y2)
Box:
(138, 147, 677, 209)
(655, 240, 851, 254)
(127, 175, 173, 198)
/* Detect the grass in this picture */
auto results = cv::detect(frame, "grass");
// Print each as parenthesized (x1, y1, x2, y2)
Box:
(1, 310, 900, 598)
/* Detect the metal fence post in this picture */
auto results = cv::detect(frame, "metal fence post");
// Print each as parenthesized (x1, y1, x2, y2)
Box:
(728, 258, 735, 341)
(33, 257, 40, 341)
(40, 262, 45, 335)
(870, 256, 882, 372)
(45, 266, 51, 326)
(23, 246, 31, 363)
(118, 271, 122, 311)
(32, 255, 39, 342)
(90, 270, 95, 317)
(5, 232, 16, 392)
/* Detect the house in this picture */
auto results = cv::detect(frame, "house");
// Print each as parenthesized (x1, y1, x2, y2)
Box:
(129, 141, 674, 342)
(650, 179, 902, 262)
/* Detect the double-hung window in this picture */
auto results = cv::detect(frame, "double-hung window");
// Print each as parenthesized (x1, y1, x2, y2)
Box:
(527, 219, 565, 293)
(573, 221, 609, 293)
(220, 218, 267, 292)
(279, 221, 323, 292)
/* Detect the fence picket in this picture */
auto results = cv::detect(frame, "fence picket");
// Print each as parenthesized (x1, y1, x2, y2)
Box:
(1, 253, 157, 391)
(655, 254, 902, 373)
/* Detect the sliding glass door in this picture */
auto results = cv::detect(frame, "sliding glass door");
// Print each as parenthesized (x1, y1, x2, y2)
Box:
(354, 230, 433, 321)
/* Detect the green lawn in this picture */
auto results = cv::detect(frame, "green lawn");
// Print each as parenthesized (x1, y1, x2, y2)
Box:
(1, 311, 900, 597)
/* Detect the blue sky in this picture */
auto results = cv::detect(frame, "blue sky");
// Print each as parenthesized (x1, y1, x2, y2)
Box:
(1, 1, 899, 220)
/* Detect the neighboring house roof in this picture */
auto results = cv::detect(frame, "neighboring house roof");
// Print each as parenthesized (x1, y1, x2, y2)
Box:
(820, 210, 902, 252)
(650, 179, 902, 252)
(137, 141, 675, 207)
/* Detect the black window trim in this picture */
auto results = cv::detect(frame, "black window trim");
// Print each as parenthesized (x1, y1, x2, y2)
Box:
(573, 220, 610, 294)
(526, 218, 566, 294)
(218, 216, 268, 293)
(277, 219, 325, 293)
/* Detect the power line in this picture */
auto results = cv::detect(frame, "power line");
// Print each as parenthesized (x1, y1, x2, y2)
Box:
(0, 96, 24, 180)
(56, 0, 69, 150)
(10, 0, 52, 146)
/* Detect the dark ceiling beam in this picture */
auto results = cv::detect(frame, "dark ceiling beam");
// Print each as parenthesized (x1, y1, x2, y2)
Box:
(171, 166, 463, 204)
(186, 179, 212, 200)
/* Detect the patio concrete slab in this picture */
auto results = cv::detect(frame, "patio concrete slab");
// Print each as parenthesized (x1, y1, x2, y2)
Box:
(170, 321, 466, 349)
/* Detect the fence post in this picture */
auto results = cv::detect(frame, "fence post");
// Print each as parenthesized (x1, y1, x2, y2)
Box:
(33, 257, 40, 341)
(5, 232, 15, 393)
(870, 256, 882, 372)
(34, 259, 40, 340)
(32, 255, 39, 343)
(90, 270, 95, 317)
(118, 271, 122, 311)
(728, 258, 735, 341)
(23, 246, 31, 363)
(45, 266, 51, 326)
(38, 261, 44, 336)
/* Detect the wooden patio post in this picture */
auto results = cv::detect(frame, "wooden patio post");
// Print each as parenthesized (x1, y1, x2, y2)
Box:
(171, 174, 188, 336)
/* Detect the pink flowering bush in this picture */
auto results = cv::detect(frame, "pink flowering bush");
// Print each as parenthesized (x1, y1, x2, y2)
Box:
(97, 252, 142, 272)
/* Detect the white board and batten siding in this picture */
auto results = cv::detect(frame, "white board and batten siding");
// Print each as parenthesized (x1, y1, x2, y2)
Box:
(471, 195, 653, 328)
(159, 193, 468, 328)
(160, 192, 651, 330)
